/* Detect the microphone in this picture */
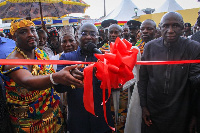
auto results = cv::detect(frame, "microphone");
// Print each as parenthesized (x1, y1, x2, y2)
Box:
(86, 42, 102, 54)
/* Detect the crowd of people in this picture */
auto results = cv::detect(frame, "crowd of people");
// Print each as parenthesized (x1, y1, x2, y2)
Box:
(0, 10, 200, 133)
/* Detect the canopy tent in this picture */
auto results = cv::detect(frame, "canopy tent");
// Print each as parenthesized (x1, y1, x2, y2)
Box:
(133, 8, 199, 27)
(154, 0, 183, 13)
(100, 0, 145, 23)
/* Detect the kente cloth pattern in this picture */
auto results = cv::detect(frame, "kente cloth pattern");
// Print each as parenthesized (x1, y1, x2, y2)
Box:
(135, 39, 145, 55)
(10, 19, 35, 35)
(99, 43, 109, 51)
(1, 48, 63, 133)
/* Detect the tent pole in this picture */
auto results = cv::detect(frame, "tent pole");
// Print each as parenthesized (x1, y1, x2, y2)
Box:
(104, 0, 106, 17)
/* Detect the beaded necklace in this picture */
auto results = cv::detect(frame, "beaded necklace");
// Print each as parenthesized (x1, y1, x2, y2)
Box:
(15, 47, 31, 59)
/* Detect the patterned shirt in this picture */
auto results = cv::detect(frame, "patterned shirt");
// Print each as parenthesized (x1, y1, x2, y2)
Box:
(1, 48, 63, 133)
(135, 39, 145, 55)
(99, 43, 110, 51)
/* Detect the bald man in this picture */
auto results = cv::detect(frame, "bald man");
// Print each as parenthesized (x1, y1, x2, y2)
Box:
(57, 23, 114, 133)
(138, 12, 200, 133)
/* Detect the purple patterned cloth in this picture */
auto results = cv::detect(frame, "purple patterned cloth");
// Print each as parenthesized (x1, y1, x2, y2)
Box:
(0, 1, 88, 19)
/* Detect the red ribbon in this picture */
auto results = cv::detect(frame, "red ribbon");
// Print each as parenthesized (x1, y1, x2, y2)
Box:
(1, 59, 200, 65)
(0, 59, 91, 65)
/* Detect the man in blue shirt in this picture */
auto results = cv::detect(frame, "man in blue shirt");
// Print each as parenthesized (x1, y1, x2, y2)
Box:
(0, 36, 15, 59)
(0, 36, 15, 98)
(56, 23, 114, 133)
(0, 36, 15, 132)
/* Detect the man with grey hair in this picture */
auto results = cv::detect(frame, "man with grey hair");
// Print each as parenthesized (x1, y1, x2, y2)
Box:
(57, 23, 114, 133)
(138, 12, 200, 133)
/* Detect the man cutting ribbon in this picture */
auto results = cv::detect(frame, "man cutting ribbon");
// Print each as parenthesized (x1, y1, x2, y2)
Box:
(56, 23, 114, 133)
(0, 19, 83, 133)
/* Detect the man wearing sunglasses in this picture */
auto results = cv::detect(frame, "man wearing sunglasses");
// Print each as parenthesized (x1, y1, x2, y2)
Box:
(56, 23, 114, 133)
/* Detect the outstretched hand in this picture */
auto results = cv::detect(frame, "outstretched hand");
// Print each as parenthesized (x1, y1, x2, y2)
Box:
(54, 65, 83, 88)
(142, 107, 152, 127)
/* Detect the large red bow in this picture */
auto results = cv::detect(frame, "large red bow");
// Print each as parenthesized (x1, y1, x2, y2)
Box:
(83, 37, 139, 130)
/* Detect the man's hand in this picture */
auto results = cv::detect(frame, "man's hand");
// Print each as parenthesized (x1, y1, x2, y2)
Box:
(142, 107, 152, 126)
(54, 65, 83, 88)
(70, 65, 84, 81)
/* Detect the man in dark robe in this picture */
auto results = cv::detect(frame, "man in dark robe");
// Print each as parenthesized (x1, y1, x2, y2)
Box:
(56, 23, 114, 133)
(138, 12, 200, 133)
